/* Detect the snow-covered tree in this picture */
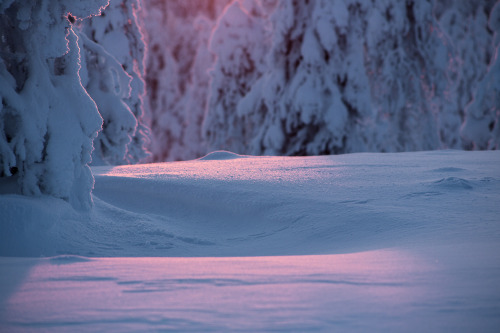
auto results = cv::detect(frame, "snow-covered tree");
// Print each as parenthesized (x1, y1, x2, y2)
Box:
(435, 0, 498, 149)
(180, 16, 215, 160)
(143, 0, 231, 161)
(139, 0, 498, 159)
(207, 0, 383, 155)
(0, 0, 108, 210)
(203, 0, 272, 154)
(364, 0, 453, 152)
(445, 0, 500, 150)
(205, 0, 488, 156)
(78, 0, 150, 165)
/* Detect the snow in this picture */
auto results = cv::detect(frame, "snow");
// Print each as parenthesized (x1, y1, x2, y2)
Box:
(198, 150, 245, 160)
(3, 245, 499, 332)
(1, 150, 500, 331)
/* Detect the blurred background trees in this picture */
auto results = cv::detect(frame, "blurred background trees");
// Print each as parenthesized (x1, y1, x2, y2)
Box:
(145, 0, 499, 160)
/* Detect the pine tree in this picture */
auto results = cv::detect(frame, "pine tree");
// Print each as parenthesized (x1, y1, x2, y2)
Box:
(219, 0, 374, 155)
(363, 0, 453, 152)
(207, 0, 461, 156)
(78, 0, 150, 165)
(204, 0, 271, 154)
(434, 0, 500, 150)
(434, 0, 497, 149)
(143, 0, 231, 161)
(0, 0, 108, 210)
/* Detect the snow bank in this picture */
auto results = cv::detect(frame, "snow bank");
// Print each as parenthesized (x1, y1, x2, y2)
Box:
(1, 150, 498, 257)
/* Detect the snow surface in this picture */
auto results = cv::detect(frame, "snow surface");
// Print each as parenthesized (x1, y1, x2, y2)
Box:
(1, 150, 500, 331)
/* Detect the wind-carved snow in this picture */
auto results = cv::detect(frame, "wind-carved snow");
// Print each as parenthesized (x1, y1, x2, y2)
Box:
(1, 150, 500, 331)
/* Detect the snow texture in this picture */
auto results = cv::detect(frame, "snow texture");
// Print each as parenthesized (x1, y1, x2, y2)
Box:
(1, 150, 500, 331)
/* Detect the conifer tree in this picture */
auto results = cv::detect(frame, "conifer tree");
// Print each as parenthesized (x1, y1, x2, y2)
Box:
(78, 0, 150, 165)
(0, 0, 108, 210)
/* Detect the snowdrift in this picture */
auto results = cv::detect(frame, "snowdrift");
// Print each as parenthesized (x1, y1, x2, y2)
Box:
(1, 150, 499, 257)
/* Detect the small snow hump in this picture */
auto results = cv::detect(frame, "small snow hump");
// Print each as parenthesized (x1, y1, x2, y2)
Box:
(432, 177, 473, 190)
(48, 255, 93, 265)
(429, 167, 466, 173)
(199, 151, 244, 161)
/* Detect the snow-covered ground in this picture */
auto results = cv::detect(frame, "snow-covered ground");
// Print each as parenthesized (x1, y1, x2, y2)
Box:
(1, 150, 500, 331)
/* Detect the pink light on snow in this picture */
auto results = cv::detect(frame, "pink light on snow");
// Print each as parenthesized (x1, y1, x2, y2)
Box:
(2, 250, 431, 330)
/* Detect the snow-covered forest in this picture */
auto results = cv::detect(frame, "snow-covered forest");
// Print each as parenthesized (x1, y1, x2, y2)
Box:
(1, 0, 499, 208)
(147, 0, 500, 160)
(1, 1, 500, 331)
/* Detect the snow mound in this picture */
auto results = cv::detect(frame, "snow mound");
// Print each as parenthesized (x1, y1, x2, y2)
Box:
(428, 167, 467, 173)
(48, 255, 93, 264)
(198, 150, 245, 160)
(432, 177, 474, 190)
